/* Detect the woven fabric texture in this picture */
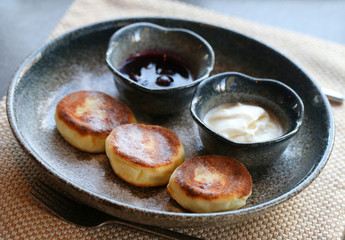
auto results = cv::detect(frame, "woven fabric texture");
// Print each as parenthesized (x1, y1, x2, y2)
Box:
(1, 0, 345, 239)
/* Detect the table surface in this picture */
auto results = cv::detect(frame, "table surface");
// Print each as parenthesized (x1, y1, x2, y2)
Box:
(1, 0, 345, 99)
(1, 1, 345, 239)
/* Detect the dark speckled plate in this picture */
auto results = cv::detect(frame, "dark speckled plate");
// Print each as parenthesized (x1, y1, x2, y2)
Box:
(6, 18, 334, 228)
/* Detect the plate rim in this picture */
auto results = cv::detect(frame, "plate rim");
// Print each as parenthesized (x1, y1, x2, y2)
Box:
(6, 16, 335, 221)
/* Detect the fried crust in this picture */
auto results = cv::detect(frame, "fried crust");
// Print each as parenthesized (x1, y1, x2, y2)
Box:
(167, 155, 252, 213)
(55, 91, 136, 153)
(106, 123, 185, 187)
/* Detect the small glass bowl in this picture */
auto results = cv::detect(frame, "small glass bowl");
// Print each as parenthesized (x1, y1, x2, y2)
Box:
(190, 72, 304, 168)
(106, 22, 215, 115)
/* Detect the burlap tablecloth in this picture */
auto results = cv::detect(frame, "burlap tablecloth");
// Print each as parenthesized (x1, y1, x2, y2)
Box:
(1, 0, 345, 239)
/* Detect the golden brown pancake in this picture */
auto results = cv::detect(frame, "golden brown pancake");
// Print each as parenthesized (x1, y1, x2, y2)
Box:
(55, 90, 136, 153)
(167, 155, 252, 213)
(105, 123, 185, 187)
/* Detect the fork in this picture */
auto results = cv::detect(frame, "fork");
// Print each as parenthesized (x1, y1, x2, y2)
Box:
(30, 180, 202, 240)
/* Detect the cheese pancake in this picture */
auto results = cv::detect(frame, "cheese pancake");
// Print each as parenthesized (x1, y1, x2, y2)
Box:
(55, 90, 136, 153)
(167, 155, 252, 213)
(105, 123, 185, 187)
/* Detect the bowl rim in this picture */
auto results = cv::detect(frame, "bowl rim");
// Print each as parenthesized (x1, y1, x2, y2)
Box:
(105, 22, 215, 93)
(190, 71, 305, 146)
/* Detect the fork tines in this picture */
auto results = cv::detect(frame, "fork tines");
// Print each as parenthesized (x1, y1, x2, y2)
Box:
(30, 180, 85, 223)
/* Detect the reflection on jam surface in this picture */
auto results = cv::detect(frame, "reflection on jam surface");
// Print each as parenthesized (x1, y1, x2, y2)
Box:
(119, 51, 194, 89)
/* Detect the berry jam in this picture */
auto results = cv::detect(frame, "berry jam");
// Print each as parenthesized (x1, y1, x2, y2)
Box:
(119, 51, 194, 89)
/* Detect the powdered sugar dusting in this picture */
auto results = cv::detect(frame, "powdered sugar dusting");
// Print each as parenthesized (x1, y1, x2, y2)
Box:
(111, 124, 174, 166)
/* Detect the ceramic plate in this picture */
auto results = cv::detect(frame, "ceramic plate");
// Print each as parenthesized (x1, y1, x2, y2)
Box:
(6, 18, 334, 227)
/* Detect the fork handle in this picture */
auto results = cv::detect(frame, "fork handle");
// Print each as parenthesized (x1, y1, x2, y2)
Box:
(107, 217, 202, 240)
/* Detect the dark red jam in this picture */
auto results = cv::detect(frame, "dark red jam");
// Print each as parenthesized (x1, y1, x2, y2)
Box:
(119, 51, 194, 89)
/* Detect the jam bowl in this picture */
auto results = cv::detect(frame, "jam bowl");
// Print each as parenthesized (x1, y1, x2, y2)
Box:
(106, 22, 215, 115)
(190, 72, 304, 168)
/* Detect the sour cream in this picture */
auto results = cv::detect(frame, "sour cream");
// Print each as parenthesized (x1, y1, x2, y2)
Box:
(204, 103, 283, 143)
